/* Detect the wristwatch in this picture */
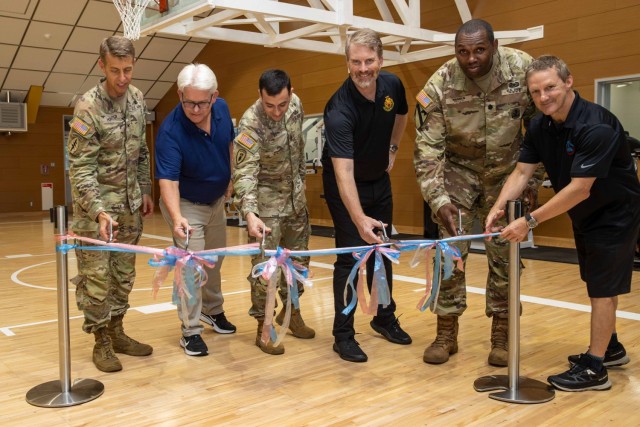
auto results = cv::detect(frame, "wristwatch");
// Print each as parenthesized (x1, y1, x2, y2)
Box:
(524, 213, 538, 229)
(389, 144, 399, 153)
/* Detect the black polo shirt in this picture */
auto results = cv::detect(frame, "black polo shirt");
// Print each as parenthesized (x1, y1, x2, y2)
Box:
(322, 71, 408, 182)
(520, 91, 640, 230)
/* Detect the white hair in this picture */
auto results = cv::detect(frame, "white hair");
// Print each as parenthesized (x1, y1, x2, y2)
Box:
(177, 63, 218, 92)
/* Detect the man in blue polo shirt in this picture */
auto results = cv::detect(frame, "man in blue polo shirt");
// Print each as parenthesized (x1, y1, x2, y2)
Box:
(486, 55, 640, 391)
(155, 63, 236, 357)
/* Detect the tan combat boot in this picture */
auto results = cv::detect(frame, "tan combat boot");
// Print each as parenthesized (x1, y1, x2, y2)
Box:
(255, 319, 284, 355)
(423, 315, 459, 364)
(93, 328, 123, 372)
(275, 307, 316, 339)
(488, 316, 508, 367)
(107, 314, 153, 356)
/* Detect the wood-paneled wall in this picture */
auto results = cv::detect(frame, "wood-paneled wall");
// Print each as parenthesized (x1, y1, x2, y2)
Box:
(153, 0, 640, 247)
(0, 107, 71, 213)
(3, 0, 639, 247)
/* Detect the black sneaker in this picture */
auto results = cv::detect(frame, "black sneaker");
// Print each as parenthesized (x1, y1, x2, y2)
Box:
(568, 343, 629, 368)
(200, 312, 237, 334)
(333, 338, 368, 363)
(370, 317, 412, 345)
(548, 358, 611, 392)
(180, 334, 208, 356)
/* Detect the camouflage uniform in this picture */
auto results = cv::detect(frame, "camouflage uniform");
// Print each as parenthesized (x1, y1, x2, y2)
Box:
(232, 93, 310, 318)
(68, 81, 151, 333)
(414, 47, 534, 318)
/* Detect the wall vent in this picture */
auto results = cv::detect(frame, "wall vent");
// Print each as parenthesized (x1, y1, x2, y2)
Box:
(0, 103, 28, 132)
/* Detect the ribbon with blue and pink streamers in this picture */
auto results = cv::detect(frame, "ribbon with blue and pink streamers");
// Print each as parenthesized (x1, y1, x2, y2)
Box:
(342, 244, 400, 316)
(252, 247, 312, 346)
(57, 231, 499, 343)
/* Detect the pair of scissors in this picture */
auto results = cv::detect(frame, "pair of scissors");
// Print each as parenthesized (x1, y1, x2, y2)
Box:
(377, 220, 392, 243)
(456, 208, 464, 236)
(259, 229, 266, 258)
(107, 218, 114, 243)
(183, 226, 190, 251)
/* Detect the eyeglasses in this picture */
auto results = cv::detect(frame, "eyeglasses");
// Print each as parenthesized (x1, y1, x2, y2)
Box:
(181, 95, 213, 110)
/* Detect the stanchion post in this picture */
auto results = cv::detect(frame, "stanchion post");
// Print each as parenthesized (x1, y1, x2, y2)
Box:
(473, 200, 555, 403)
(26, 205, 104, 407)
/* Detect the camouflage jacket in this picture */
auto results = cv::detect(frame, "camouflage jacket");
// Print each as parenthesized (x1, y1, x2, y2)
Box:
(67, 81, 151, 221)
(414, 47, 535, 213)
(232, 93, 306, 218)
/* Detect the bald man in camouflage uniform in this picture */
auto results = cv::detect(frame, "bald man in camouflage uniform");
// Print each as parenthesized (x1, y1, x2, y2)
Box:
(233, 69, 314, 355)
(414, 20, 537, 366)
(68, 36, 154, 372)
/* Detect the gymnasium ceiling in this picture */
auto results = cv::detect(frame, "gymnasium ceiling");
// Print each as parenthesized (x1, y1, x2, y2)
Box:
(0, 0, 209, 110)
(0, 0, 542, 111)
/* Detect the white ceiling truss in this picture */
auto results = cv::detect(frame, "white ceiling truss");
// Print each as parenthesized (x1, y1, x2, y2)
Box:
(140, 0, 544, 65)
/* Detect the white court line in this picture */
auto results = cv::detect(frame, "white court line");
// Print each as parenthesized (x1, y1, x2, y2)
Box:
(4, 248, 639, 336)
(6, 254, 33, 258)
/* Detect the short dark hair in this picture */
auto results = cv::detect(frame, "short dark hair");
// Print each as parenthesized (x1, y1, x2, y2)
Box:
(259, 69, 291, 96)
(526, 55, 572, 83)
(99, 35, 135, 62)
(455, 19, 494, 44)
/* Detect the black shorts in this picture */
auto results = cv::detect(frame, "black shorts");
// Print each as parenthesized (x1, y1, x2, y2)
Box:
(574, 225, 638, 298)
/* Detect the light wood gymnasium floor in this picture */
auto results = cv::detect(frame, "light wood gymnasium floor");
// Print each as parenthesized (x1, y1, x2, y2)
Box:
(1, 212, 639, 426)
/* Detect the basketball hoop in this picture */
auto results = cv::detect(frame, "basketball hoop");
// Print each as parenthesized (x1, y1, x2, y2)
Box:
(113, 0, 153, 40)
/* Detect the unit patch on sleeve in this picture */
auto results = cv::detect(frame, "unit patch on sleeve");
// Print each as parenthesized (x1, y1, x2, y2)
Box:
(235, 148, 248, 165)
(69, 117, 91, 137)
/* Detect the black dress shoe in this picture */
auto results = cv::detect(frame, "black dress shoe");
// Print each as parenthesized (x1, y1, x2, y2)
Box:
(370, 318, 412, 345)
(333, 338, 368, 363)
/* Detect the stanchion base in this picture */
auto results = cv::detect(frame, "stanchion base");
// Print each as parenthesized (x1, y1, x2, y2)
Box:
(26, 378, 104, 407)
(474, 375, 555, 404)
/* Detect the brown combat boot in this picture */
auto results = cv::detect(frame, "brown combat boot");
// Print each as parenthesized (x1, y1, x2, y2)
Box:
(488, 316, 508, 367)
(255, 319, 284, 355)
(423, 315, 459, 364)
(93, 328, 122, 372)
(275, 307, 315, 339)
(107, 314, 153, 356)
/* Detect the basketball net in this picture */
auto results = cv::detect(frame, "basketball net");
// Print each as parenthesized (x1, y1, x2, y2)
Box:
(113, 0, 153, 40)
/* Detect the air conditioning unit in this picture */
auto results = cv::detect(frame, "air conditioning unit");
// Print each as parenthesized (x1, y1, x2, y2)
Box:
(0, 103, 28, 132)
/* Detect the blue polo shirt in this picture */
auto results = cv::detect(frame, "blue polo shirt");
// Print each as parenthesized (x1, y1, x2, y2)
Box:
(155, 98, 234, 204)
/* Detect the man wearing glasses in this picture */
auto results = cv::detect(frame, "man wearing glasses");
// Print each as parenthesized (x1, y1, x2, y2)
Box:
(155, 63, 236, 357)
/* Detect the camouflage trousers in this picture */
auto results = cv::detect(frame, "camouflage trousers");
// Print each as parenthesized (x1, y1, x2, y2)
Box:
(434, 201, 516, 318)
(247, 209, 311, 319)
(71, 206, 142, 333)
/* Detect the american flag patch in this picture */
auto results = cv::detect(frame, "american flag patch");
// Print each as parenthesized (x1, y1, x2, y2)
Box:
(70, 117, 90, 136)
(416, 90, 432, 109)
(237, 132, 257, 150)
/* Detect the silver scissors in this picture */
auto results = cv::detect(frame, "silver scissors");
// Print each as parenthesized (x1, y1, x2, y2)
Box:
(378, 220, 390, 243)
(456, 208, 464, 236)
(183, 226, 190, 251)
(107, 218, 114, 243)
(259, 229, 266, 258)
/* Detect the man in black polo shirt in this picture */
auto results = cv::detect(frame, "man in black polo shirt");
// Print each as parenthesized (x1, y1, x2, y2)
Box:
(486, 55, 640, 391)
(322, 28, 411, 363)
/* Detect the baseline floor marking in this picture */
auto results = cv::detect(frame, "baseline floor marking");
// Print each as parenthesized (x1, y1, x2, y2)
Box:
(1, 315, 84, 336)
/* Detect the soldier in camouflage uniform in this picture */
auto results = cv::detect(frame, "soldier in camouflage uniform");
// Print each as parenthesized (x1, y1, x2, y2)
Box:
(68, 36, 154, 373)
(414, 20, 537, 366)
(232, 69, 314, 355)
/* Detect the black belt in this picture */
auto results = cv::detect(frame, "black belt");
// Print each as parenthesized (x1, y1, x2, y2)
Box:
(184, 198, 215, 206)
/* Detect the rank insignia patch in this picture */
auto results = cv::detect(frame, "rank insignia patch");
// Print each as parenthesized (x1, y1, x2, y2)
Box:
(69, 117, 90, 136)
(416, 90, 432, 108)
(383, 96, 394, 112)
